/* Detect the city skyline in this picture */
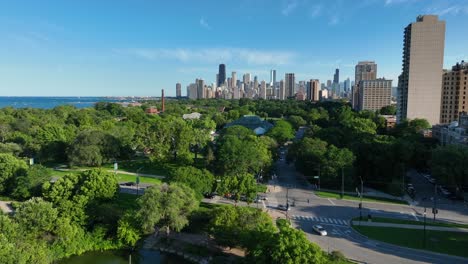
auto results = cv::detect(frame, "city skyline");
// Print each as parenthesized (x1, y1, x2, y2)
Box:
(0, 0, 467, 96)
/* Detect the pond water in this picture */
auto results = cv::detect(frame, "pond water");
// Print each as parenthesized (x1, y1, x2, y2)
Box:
(58, 249, 190, 264)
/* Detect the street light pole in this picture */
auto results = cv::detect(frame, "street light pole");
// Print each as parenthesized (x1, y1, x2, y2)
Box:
(423, 207, 427, 248)
(433, 184, 437, 221)
(359, 176, 363, 222)
(341, 167, 344, 199)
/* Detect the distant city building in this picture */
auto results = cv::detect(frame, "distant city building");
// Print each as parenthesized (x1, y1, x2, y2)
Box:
(197, 79, 205, 99)
(285, 73, 295, 98)
(333, 68, 340, 84)
(231, 72, 237, 88)
(279, 80, 285, 100)
(260, 80, 267, 99)
(344, 78, 351, 93)
(353, 61, 377, 110)
(218, 64, 226, 88)
(187, 83, 198, 100)
(326, 80, 332, 88)
(319, 89, 329, 100)
(176, 83, 182, 97)
(243, 73, 251, 85)
(433, 113, 468, 146)
(440, 61, 468, 124)
(307, 79, 320, 101)
(358, 78, 392, 111)
(397, 15, 446, 125)
(270, 70, 276, 86)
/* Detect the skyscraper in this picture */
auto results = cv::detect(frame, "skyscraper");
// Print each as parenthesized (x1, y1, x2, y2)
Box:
(344, 78, 351, 93)
(260, 80, 267, 99)
(231, 72, 237, 88)
(270, 70, 276, 86)
(440, 61, 468, 124)
(307, 79, 320, 101)
(285, 73, 295, 98)
(243, 73, 251, 85)
(218, 64, 226, 88)
(333, 69, 339, 84)
(353, 61, 378, 110)
(358, 79, 392, 111)
(326, 80, 332, 88)
(197, 79, 205, 99)
(176, 83, 182, 97)
(279, 80, 285, 100)
(397, 15, 445, 125)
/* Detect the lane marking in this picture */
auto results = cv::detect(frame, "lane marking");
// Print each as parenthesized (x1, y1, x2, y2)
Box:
(411, 212, 419, 221)
(328, 198, 336, 205)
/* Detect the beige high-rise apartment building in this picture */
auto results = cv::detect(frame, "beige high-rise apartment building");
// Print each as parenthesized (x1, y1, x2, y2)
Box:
(358, 79, 392, 111)
(279, 80, 285, 100)
(440, 61, 468, 124)
(285, 73, 295, 98)
(397, 15, 446, 125)
(176, 83, 182, 97)
(352, 61, 377, 110)
(307, 79, 320, 101)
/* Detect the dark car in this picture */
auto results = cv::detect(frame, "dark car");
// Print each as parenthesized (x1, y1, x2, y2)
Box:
(123, 182, 136, 186)
(204, 192, 217, 199)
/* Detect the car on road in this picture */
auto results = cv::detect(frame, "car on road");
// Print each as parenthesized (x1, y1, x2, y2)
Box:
(122, 182, 136, 186)
(277, 204, 290, 211)
(312, 225, 327, 236)
(204, 192, 217, 199)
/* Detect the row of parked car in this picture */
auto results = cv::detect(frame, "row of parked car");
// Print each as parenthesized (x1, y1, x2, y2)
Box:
(421, 174, 464, 201)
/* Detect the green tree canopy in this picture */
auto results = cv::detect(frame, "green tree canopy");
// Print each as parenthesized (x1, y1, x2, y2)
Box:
(0, 153, 27, 194)
(169, 166, 214, 199)
(267, 120, 295, 144)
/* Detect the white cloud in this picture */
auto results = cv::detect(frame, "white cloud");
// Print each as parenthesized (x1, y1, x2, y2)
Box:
(199, 17, 211, 29)
(114, 48, 296, 65)
(282, 0, 298, 16)
(426, 4, 468, 16)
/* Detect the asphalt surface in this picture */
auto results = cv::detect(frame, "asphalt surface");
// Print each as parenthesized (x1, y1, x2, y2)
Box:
(261, 128, 468, 264)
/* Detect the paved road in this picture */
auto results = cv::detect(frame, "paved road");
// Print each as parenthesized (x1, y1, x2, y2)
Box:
(261, 129, 468, 264)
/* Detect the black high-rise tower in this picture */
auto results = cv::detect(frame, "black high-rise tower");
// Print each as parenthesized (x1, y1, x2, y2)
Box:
(218, 64, 226, 87)
(333, 68, 339, 84)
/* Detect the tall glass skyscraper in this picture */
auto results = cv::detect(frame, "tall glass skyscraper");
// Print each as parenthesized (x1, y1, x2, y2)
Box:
(218, 64, 226, 88)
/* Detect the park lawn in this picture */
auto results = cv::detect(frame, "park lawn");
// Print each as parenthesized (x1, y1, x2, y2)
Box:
(315, 190, 408, 205)
(353, 225, 468, 258)
(102, 159, 173, 176)
(51, 169, 161, 184)
(352, 216, 468, 229)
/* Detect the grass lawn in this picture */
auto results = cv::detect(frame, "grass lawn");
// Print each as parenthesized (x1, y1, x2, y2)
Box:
(51, 169, 161, 184)
(353, 225, 468, 258)
(315, 190, 408, 205)
(352, 216, 468, 229)
(102, 159, 173, 176)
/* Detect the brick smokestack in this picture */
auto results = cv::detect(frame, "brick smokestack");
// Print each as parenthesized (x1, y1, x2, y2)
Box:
(161, 89, 165, 112)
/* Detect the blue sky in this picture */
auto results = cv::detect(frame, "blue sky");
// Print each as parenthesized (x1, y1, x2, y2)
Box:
(0, 0, 467, 96)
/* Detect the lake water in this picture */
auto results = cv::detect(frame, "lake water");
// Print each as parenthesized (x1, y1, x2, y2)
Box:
(58, 249, 189, 264)
(0, 97, 134, 109)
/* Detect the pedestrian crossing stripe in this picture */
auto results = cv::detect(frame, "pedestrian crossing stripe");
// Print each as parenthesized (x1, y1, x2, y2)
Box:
(291, 215, 349, 226)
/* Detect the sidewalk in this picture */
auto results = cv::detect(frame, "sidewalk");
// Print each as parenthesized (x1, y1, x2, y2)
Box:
(55, 168, 166, 178)
(352, 220, 468, 233)
(0, 201, 13, 214)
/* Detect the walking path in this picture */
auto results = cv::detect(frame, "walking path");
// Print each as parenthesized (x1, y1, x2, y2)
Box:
(55, 168, 165, 178)
(352, 221, 468, 233)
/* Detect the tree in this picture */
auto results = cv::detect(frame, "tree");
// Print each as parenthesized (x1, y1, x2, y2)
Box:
(42, 169, 118, 225)
(0, 153, 27, 194)
(247, 219, 326, 264)
(67, 130, 120, 166)
(209, 206, 275, 248)
(12, 165, 52, 200)
(217, 174, 258, 202)
(267, 120, 295, 144)
(136, 183, 198, 235)
(117, 214, 141, 247)
(379, 105, 397, 115)
(431, 145, 468, 197)
(14, 197, 58, 237)
(169, 166, 214, 199)
(287, 115, 307, 129)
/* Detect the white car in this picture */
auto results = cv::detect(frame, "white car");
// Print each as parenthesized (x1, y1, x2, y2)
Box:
(312, 225, 327, 236)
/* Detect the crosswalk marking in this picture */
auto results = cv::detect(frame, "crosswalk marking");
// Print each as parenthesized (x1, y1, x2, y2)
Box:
(291, 215, 349, 226)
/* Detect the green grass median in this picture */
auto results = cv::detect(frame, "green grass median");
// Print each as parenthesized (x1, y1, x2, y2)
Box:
(315, 190, 408, 205)
(51, 169, 161, 184)
(352, 216, 468, 229)
(353, 225, 468, 258)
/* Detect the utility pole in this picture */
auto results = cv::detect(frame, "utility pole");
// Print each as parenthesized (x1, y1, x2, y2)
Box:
(341, 167, 344, 199)
(359, 176, 363, 222)
(423, 207, 427, 248)
(433, 184, 437, 221)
